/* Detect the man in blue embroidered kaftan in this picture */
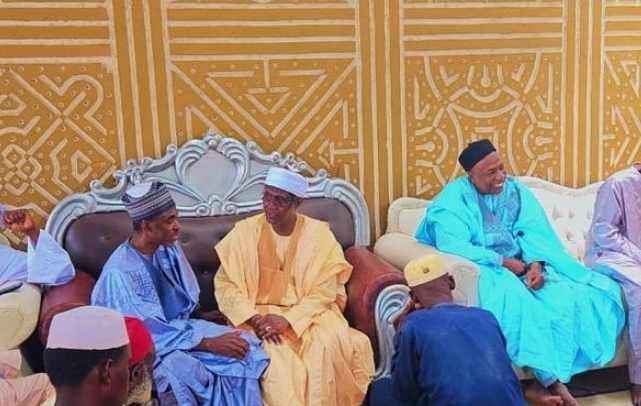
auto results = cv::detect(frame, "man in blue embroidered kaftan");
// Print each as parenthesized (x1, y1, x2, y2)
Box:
(91, 182, 269, 406)
(415, 140, 625, 406)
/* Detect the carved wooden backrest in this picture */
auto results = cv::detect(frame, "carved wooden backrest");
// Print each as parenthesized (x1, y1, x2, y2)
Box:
(46, 132, 370, 247)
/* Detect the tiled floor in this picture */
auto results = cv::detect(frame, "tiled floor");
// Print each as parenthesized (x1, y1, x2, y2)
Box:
(551, 366, 631, 406)
(578, 391, 629, 406)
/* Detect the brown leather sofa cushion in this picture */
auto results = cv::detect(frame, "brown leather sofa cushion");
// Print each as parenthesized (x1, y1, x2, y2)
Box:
(63, 198, 355, 311)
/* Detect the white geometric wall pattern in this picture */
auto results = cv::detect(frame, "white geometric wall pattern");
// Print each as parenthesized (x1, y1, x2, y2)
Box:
(401, 0, 566, 199)
(601, 2, 641, 181)
(0, 0, 639, 245)
(406, 54, 562, 197)
(166, 0, 365, 201)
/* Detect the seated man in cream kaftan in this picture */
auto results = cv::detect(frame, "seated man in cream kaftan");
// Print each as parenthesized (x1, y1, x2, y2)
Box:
(214, 167, 374, 406)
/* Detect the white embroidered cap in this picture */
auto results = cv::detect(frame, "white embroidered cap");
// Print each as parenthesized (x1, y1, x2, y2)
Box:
(265, 167, 308, 198)
(47, 306, 129, 350)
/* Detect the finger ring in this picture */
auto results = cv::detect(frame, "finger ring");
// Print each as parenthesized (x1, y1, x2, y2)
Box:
(265, 326, 272, 332)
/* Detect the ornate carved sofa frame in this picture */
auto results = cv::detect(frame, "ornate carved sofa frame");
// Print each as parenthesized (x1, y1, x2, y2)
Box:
(24, 133, 406, 379)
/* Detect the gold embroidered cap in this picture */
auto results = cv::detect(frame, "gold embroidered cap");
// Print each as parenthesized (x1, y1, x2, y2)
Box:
(403, 254, 447, 287)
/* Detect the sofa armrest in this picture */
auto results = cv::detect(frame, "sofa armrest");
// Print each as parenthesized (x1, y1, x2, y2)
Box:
(38, 269, 96, 345)
(0, 283, 41, 351)
(374, 233, 481, 306)
(343, 247, 407, 378)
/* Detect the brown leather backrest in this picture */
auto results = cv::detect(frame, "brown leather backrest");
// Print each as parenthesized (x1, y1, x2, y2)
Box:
(63, 197, 356, 310)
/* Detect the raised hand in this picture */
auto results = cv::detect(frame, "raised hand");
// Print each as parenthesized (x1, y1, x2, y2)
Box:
(3, 209, 39, 242)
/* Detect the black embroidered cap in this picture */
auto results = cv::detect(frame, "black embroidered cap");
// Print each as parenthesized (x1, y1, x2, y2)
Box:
(458, 139, 497, 172)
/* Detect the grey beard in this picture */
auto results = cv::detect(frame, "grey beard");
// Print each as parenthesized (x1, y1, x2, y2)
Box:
(125, 373, 153, 405)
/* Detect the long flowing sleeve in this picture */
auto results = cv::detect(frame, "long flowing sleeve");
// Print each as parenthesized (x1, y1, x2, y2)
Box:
(0, 246, 28, 286)
(417, 206, 503, 267)
(0, 230, 74, 286)
(214, 263, 259, 327)
(93, 269, 205, 354)
(284, 224, 351, 337)
(283, 267, 338, 337)
(26, 230, 74, 286)
(589, 182, 641, 264)
(415, 178, 503, 268)
(214, 222, 261, 327)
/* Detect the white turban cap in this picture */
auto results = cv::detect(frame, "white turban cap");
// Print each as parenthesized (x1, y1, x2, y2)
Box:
(265, 167, 308, 198)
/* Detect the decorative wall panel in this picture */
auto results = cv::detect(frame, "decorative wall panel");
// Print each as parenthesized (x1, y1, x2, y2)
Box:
(0, 0, 639, 244)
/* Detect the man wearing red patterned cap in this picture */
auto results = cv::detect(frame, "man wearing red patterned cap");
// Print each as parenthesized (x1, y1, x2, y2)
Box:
(124, 316, 156, 406)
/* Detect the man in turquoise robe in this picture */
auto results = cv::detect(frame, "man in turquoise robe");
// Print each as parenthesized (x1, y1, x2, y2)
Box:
(415, 140, 625, 406)
(92, 182, 269, 406)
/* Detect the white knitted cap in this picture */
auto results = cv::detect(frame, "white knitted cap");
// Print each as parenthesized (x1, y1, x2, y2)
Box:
(47, 306, 129, 350)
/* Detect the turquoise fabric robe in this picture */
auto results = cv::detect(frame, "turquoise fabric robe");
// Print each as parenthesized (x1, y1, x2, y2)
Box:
(91, 241, 269, 406)
(415, 176, 625, 385)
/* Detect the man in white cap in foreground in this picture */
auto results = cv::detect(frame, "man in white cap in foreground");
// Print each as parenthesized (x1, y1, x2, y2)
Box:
(91, 181, 268, 406)
(215, 167, 375, 406)
(366, 254, 530, 406)
(43, 305, 131, 406)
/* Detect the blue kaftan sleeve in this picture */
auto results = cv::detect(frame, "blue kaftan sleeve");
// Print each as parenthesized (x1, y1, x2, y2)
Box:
(512, 181, 566, 264)
(91, 252, 205, 355)
(25, 230, 74, 286)
(418, 206, 503, 267)
(390, 321, 420, 403)
(0, 230, 74, 286)
(415, 179, 503, 268)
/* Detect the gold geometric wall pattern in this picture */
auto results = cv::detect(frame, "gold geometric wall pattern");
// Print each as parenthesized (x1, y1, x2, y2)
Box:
(406, 53, 562, 197)
(172, 57, 362, 188)
(603, 52, 641, 176)
(601, 1, 641, 181)
(0, 65, 118, 194)
(0, 65, 118, 245)
(167, 0, 365, 194)
(1, 0, 640, 245)
(401, 0, 565, 199)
